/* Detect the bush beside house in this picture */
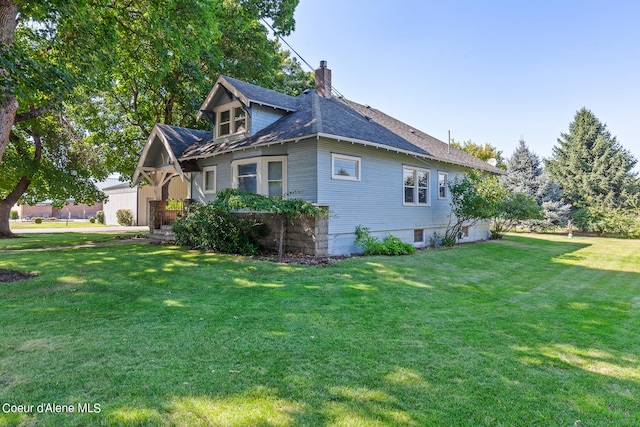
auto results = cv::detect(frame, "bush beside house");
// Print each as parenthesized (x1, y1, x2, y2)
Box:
(116, 209, 134, 226)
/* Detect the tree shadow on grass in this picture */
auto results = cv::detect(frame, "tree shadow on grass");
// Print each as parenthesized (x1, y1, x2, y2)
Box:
(0, 236, 639, 426)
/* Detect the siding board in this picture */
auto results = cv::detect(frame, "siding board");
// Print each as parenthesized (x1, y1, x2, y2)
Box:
(316, 138, 489, 254)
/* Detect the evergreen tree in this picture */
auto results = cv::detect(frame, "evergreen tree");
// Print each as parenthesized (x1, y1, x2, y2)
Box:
(504, 139, 570, 230)
(534, 170, 572, 230)
(545, 108, 638, 208)
(503, 138, 541, 197)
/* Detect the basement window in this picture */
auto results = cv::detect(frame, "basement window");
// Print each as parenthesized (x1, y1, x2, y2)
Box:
(414, 229, 424, 243)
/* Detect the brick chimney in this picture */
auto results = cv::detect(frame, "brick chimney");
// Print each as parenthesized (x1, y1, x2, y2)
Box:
(315, 60, 332, 99)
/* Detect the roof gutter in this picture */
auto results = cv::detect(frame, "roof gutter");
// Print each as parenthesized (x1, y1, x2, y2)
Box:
(178, 131, 500, 173)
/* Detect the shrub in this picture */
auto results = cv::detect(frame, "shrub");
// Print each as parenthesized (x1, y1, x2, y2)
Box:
(96, 210, 105, 224)
(9, 210, 19, 220)
(573, 205, 639, 238)
(34, 217, 43, 224)
(166, 198, 184, 210)
(354, 225, 415, 256)
(429, 232, 442, 248)
(89, 217, 96, 223)
(116, 209, 134, 226)
(172, 203, 259, 255)
(440, 235, 458, 247)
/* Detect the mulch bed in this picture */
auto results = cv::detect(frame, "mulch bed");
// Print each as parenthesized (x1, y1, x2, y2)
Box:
(0, 268, 37, 284)
(253, 253, 353, 266)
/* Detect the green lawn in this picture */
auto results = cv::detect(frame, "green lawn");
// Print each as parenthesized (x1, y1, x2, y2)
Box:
(0, 234, 638, 426)
(10, 221, 108, 229)
(0, 232, 142, 251)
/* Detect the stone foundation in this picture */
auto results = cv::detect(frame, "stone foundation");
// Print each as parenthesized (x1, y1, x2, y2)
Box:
(148, 200, 328, 256)
(235, 212, 329, 256)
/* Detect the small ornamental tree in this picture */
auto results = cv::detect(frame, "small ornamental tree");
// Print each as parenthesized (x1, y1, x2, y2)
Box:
(445, 170, 542, 244)
(491, 193, 543, 239)
(444, 171, 502, 246)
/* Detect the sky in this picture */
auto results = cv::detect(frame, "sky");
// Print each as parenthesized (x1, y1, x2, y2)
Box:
(281, 0, 640, 170)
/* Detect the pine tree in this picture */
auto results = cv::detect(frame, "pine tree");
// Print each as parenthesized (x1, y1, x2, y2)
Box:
(545, 108, 638, 208)
(503, 138, 541, 197)
(504, 139, 570, 230)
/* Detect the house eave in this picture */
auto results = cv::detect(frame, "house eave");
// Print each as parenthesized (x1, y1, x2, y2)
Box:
(247, 99, 297, 112)
(178, 131, 501, 173)
(132, 126, 186, 186)
(196, 76, 297, 121)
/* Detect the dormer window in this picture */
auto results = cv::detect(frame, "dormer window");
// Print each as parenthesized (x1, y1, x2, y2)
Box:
(217, 106, 246, 137)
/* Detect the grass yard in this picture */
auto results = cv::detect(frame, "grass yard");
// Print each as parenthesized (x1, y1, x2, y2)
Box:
(9, 221, 108, 229)
(0, 232, 142, 251)
(0, 234, 638, 426)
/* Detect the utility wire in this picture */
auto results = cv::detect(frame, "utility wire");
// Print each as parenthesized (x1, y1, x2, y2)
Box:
(261, 18, 346, 99)
(261, 19, 315, 72)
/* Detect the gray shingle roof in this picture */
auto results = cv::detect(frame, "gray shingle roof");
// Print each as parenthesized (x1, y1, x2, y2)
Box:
(342, 100, 502, 172)
(221, 76, 299, 111)
(156, 124, 212, 158)
(179, 86, 502, 174)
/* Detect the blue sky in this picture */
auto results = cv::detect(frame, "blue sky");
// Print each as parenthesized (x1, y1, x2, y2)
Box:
(283, 0, 640, 169)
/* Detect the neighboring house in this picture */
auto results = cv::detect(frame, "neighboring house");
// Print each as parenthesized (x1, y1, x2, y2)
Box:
(133, 61, 502, 255)
(18, 201, 103, 220)
(103, 180, 188, 226)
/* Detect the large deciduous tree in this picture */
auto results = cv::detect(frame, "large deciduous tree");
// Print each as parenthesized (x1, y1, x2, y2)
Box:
(0, 0, 305, 237)
(450, 139, 506, 169)
(545, 108, 638, 209)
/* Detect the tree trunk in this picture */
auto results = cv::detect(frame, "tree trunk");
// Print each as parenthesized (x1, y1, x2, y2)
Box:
(0, 0, 19, 165)
(0, 131, 42, 238)
(277, 216, 286, 259)
(0, 199, 16, 238)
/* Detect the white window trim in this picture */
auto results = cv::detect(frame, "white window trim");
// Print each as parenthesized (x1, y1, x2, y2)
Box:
(403, 165, 431, 206)
(231, 156, 288, 197)
(214, 102, 247, 139)
(438, 171, 449, 200)
(202, 166, 217, 195)
(331, 153, 361, 181)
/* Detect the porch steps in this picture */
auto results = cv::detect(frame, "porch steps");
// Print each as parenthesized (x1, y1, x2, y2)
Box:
(149, 225, 176, 242)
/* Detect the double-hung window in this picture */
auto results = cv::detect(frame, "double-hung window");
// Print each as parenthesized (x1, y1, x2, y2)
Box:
(232, 156, 287, 198)
(237, 162, 258, 194)
(403, 166, 430, 205)
(217, 106, 246, 137)
(203, 166, 217, 194)
(438, 172, 448, 199)
(267, 161, 284, 197)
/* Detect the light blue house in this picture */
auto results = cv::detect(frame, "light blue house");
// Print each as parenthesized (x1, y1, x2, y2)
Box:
(133, 62, 501, 255)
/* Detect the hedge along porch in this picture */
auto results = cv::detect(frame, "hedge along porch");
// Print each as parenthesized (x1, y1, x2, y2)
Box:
(148, 198, 329, 256)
